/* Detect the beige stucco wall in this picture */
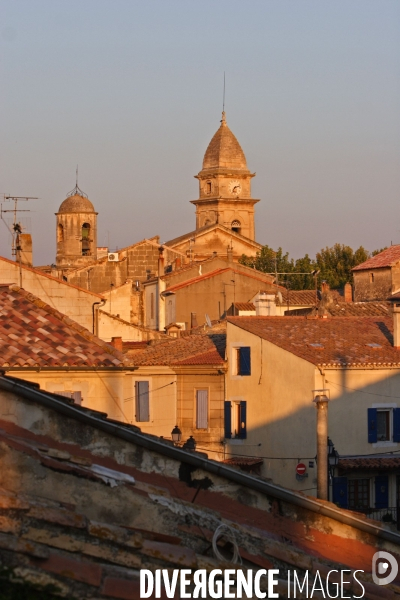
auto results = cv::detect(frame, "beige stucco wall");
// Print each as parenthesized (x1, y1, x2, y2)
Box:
(226, 320, 400, 500)
(7, 370, 126, 422)
(122, 368, 177, 438)
(226, 322, 317, 492)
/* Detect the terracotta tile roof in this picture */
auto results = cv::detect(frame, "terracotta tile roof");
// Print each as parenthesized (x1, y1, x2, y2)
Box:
(327, 301, 390, 317)
(165, 223, 263, 249)
(0, 286, 126, 367)
(339, 456, 400, 471)
(224, 457, 264, 467)
(352, 245, 400, 271)
(230, 302, 256, 312)
(281, 290, 317, 306)
(131, 332, 226, 366)
(227, 315, 400, 367)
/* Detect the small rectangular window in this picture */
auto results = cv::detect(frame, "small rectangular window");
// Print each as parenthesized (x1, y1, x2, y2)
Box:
(196, 390, 208, 429)
(57, 390, 82, 405)
(369, 272, 375, 283)
(377, 410, 390, 441)
(234, 347, 251, 376)
(135, 381, 149, 422)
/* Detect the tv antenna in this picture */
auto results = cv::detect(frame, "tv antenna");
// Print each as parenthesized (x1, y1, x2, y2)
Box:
(1, 195, 38, 257)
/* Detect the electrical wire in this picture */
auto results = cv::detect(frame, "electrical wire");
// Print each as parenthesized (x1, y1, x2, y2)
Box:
(326, 379, 400, 400)
(212, 524, 241, 564)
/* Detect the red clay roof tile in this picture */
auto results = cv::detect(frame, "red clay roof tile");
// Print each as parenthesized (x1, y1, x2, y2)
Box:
(0, 286, 127, 367)
(227, 315, 400, 367)
(352, 245, 400, 271)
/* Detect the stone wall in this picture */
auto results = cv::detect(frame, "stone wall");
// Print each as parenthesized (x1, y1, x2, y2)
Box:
(353, 267, 392, 301)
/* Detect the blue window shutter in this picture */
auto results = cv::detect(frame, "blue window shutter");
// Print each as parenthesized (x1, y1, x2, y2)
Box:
(368, 408, 377, 443)
(136, 381, 149, 422)
(224, 402, 232, 439)
(239, 347, 251, 376)
(393, 408, 400, 442)
(332, 477, 348, 508)
(375, 475, 389, 509)
(239, 401, 247, 439)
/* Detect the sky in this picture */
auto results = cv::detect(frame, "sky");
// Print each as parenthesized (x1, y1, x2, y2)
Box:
(1, 0, 399, 266)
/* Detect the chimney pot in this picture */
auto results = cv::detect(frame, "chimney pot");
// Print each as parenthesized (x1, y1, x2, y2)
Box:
(111, 337, 123, 352)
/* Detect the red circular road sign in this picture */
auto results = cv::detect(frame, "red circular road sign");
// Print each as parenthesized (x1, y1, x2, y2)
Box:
(296, 463, 307, 476)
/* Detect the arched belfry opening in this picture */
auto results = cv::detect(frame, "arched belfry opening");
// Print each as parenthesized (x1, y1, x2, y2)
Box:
(231, 220, 241, 235)
(57, 223, 64, 243)
(81, 223, 91, 256)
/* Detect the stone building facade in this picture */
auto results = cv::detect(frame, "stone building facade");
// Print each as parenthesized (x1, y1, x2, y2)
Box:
(352, 245, 400, 301)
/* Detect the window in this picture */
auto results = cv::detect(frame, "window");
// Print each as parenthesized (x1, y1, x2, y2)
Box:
(224, 401, 247, 439)
(369, 272, 375, 283)
(135, 381, 149, 422)
(82, 223, 91, 256)
(231, 220, 241, 234)
(348, 479, 370, 511)
(57, 391, 82, 405)
(57, 223, 64, 243)
(150, 293, 154, 320)
(234, 347, 251, 376)
(196, 390, 208, 429)
(368, 407, 400, 443)
(206, 181, 212, 194)
(377, 410, 390, 441)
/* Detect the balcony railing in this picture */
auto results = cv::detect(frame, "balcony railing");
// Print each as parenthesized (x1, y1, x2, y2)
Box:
(353, 506, 397, 525)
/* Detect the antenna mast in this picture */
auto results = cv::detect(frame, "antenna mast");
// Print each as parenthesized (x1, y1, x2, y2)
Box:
(223, 72, 226, 113)
(1, 196, 38, 257)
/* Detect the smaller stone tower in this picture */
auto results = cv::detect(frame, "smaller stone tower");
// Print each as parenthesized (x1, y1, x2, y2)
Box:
(55, 183, 98, 269)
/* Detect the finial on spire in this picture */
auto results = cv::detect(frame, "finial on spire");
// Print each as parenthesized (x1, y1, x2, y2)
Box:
(66, 165, 88, 198)
(221, 111, 227, 125)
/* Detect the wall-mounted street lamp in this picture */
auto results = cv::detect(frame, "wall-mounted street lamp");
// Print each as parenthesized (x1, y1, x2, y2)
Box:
(183, 436, 196, 451)
(171, 425, 182, 444)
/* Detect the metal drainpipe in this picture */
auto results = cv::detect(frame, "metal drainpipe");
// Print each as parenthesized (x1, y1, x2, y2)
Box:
(92, 299, 106, 335)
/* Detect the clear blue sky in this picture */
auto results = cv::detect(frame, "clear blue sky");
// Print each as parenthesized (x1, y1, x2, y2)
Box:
(1, 0, 399, 265)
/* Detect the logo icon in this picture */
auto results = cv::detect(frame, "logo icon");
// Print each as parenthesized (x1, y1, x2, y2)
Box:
(372, 551, 398, 586)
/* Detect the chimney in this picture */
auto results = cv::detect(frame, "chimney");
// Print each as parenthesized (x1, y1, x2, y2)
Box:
(255, 293, 276, 316)
(111, 337, 123, 352)
(158, 247, 165, 277)
(393, 304, 400, 348)
(321, 281, 330, 294)
(191, 312, 198, 329)
(16, 233, 33, 267)
(344, 282, 352, 303)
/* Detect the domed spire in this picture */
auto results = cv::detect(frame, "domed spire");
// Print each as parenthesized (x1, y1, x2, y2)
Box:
(201, 112, 249, 173)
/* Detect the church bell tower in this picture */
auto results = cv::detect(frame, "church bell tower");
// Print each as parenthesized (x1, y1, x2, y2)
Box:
(55, 183, 98, 269)
(191, 112, 259, 240)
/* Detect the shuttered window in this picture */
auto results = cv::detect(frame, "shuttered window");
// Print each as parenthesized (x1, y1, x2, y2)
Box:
(135, 381, 150, 422)
(236, 347, 251, 376)
(224, 401, 247, 439)
(196, 390, 208, 429)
